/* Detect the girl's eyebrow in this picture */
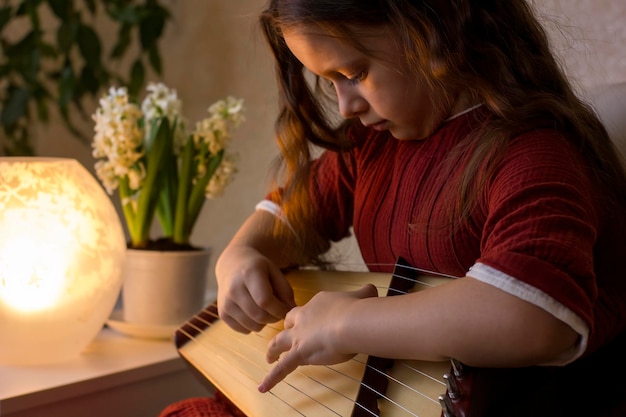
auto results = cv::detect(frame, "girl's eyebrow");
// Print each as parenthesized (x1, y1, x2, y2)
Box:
(318, 60, 363, 79)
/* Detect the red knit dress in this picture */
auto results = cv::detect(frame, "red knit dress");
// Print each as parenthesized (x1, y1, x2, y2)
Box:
(160, 108, 626, 416)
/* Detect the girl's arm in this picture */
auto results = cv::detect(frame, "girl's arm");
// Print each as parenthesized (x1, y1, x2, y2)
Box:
(215, 209, 303, 333)
(259, 276, 578, 392)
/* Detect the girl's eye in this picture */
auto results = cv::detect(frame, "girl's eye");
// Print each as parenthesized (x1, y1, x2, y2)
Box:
(347, 71, 366, 85)
(323, 70, 366, 89)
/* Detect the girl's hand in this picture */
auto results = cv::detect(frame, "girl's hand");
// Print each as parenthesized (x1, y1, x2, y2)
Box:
(216, 245, 296, 333)
(258, 284, 378, 393)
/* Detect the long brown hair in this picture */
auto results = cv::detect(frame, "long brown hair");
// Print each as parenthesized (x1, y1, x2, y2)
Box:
(260, 0, 626, 263)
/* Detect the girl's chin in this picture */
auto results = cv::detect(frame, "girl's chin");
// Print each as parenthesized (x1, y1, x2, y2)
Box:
(390, 121, 439, 140)
(389, 128, 427, 141)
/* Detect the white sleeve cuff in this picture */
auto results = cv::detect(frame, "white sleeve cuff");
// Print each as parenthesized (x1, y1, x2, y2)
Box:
(467, 262, 589, 366)
(255, 199, 296, 236)
(255, 199, 284, 218)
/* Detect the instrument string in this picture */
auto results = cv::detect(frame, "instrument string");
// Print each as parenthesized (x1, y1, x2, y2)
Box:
(182, 310, 385, 416)
(181, 313, 426, 417)
(178, 268, 454, 416)
(280, 276, 448, 408)
(179, 319, 313, 416)
(189, 307, 418, 415)
(350, 356, 445, 401)
(328, 262, 461, 280)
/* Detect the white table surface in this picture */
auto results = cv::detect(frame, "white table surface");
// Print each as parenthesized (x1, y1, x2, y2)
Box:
(0, 326, 211, 417)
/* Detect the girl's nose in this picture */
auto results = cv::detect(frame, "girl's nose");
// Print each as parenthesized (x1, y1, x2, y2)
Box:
(336, 86, 367, 119)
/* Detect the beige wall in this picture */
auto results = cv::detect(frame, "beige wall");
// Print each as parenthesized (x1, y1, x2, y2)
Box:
(535, 0, 626, 90)
(32, 0, 626, 290)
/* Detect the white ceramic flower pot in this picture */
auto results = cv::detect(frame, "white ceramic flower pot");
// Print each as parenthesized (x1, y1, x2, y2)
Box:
(122, 248, 211, 326)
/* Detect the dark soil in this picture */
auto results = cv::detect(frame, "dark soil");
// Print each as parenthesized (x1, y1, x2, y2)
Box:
(127, 237, 200, 251)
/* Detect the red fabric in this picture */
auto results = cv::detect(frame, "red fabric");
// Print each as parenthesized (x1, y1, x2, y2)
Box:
(158, 391, 247, 417)
(305, 108, 626, 355)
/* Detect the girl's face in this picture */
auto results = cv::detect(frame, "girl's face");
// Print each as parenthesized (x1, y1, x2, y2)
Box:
(283, 25, 455, 140)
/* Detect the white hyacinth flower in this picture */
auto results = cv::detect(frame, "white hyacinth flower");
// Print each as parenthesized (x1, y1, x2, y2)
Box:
(205, 154, 238, 198)
(92, 87, 144, 193)
(141, 82, 183, 142)
(193, 97, 245, 155)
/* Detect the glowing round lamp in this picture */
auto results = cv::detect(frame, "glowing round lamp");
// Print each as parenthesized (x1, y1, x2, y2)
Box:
(0, 157, 126, 365)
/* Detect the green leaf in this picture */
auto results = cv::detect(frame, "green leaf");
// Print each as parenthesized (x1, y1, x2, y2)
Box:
(156, 144, 178, 237)
(79, 64, 99, 95)
(21, 45, 41, 82)
(107, 4, 140, 25)
(70, 86, 89, 121)
(2, 125, 35, 156)
(4, 31, 42, 81)
(132, 117, 171, 247)
(24, 0, 42, 29)
(110, 23, 131, 59)
(77, 24, 102, 67)
(47, 0, 71, 20)
(57, 63, 75, 109)
(1, 86, 30, 126)
(81, 0, 96, 15)
(139, 6, 166, 49)
(0, 7, 13, 32)
(38, 41, 58, 58)
(14, 2, 25, 16)
(173, 136, 195, 244)
(128, 58, 145, 97)
(118, 177, 139, 245)
(186, 150, 224, 238)
(56, 17, 78, 53)
(9, 30, 37, 57)
(154, 117, 178, 238)
(32, 84, 51, 121)
(147, 43, 162, 74)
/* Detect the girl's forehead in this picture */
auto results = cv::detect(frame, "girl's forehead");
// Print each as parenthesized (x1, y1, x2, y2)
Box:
(283, 29, 359, 76)
(283, 23, 400, 63)
(282, 22, 389, 41)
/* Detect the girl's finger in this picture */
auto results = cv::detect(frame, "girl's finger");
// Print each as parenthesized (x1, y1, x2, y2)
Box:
(283, 306, 300, 329)
(258, 350, 300, 393)
(247, 271, 291, 321)
(265, 330, 292, 363)
(219, 298, 264, 334)
(269, 262, 297, 309)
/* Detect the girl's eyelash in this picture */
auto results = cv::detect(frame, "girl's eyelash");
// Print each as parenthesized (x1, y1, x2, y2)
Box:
(348, 71, 366, 85)
(324, 70, 366, 89)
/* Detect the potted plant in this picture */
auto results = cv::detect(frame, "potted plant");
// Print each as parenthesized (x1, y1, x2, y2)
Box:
(91, 82, 244, 328)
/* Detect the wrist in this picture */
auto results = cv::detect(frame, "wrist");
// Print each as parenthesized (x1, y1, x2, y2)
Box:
(332, 296, 373, 355)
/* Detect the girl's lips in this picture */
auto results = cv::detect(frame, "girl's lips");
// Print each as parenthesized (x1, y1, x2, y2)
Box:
(366, 120, 389, 131)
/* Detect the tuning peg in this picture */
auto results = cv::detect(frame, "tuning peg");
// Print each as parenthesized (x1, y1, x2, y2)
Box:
(443, 373, 461, 400)
(450, 358, 464, 378)
(439, 394, 456, 417)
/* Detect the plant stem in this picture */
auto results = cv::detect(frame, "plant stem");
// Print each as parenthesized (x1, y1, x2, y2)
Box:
(132, 117, 170, 247)
(185, 149, 224, 240)
(156, 121, 178, 238)
(173, 135, 195, 244)
(118, 177, 137, 245)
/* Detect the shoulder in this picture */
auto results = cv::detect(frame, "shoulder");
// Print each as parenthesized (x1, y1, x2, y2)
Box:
(480, 129, 599, 229)
(507, 129, 583, 159)
(493, 129, 591, 186)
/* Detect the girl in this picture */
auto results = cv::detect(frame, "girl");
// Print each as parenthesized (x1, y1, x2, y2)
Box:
(163, 1, 626, 416)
